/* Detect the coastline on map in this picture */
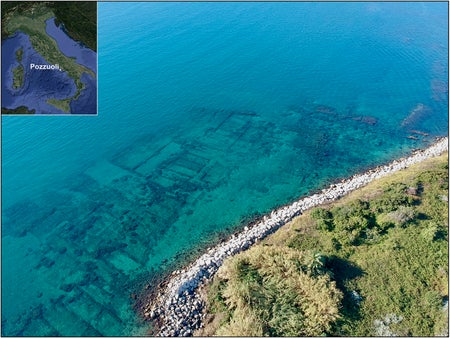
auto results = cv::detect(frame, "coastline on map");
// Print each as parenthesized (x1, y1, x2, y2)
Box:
(1, 1, 97, 115)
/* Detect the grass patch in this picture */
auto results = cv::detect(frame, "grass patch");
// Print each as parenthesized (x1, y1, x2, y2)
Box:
(203, 153, 448, 336)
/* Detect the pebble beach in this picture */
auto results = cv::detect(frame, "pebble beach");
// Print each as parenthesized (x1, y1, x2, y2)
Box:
(143, 137, 449, 337)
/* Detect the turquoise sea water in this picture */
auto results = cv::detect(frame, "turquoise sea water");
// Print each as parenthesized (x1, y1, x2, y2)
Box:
(1, 2, 448, 336)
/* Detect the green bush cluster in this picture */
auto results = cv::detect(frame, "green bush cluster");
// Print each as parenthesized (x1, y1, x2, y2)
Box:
(204, 154, 448, 337)
(370, 183, 416, 213)
(209, 246, 342, 336)
(310, 182, 428, 248)
(295, 155, 448, 336)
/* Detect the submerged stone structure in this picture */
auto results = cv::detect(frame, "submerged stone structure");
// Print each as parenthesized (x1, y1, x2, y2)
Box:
(145, 137, 449, 337)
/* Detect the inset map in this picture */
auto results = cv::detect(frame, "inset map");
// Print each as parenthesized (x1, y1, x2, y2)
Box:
(1, 1, 97, 115)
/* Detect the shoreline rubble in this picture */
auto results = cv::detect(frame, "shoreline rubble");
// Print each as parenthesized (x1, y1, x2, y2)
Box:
(143, 137, 448, 337)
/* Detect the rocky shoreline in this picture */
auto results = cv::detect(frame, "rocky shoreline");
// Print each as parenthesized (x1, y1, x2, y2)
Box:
(142, 137, 448, 337)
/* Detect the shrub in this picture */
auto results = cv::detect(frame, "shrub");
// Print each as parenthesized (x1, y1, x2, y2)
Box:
(385, 206, 416, 227)
(332, 202, 371, 231)
(311, 207, 333, 220)
(332, 206, 372, 246)
(420, 223, 447, 242)
(204, 154, 448, 337)
(211, 246, 343, 336)
(371, 183, 415, 213)
(310, 207, 334, 231)
(364, 227, 382, 243)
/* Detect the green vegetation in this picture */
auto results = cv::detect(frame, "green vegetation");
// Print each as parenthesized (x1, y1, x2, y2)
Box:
(12, 63, 24, 89)
(2, 2, 95, 112)
(15, 46, 23, 62)
(47, 97, 71, 113)
(51, 1, 97, 51)
(5, 4, 95, 79)
(202, 153, 448, 336)
(2, 2, 97, 50)
(204, 246, 342, 336)
(1, 1, 37, 40)
(12, 46, 24, 89)
(1, 105, 35, 114)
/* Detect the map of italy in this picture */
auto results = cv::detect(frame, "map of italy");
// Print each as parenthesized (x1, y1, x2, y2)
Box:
(1, 1, 97, 114)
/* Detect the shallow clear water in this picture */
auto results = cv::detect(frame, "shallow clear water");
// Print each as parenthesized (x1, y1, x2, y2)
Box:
(1, 2, 448, 336)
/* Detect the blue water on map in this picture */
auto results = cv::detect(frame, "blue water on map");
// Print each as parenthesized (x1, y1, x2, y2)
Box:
(1, 17, 96, 115)
(1, 32, 77, 114)
(1, 2, 448, 336)
(45, 18, 96, 73)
